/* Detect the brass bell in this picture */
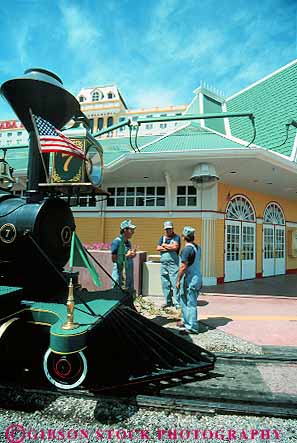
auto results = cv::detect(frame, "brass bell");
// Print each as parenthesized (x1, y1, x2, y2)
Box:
(0, 158, 15, 191)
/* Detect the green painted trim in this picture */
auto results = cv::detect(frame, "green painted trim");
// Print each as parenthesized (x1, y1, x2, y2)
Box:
(0, 295, 121, 354)
(48, 346, 87, 355)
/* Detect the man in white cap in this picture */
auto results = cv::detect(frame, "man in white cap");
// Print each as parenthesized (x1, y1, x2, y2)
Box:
(176, 226, 202, 334)
(111, 219, 136, 291)
(156, 221, 181, 309)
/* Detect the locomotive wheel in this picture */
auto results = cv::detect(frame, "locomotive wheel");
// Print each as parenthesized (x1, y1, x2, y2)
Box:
(43, 349, 88, 390)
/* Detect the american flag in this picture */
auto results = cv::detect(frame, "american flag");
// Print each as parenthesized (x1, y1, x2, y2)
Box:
(33, 114, 86, 160)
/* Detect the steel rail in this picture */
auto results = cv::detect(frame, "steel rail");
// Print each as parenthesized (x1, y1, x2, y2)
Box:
(0, 354, 296, 419)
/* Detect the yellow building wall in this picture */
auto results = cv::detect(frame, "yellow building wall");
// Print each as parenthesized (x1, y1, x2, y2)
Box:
(75, 216, 202, 254)
(75, 217, 104, 245)
(218, 182, 297, 221)
(218, 182, 297, 272)
(286, 228, 297, 270)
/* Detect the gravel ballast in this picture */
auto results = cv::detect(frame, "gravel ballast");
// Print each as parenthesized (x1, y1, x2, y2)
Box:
(0, 396, 296, 443)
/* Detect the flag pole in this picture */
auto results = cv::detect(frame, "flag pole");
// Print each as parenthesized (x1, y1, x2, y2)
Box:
(62, 232, 80, 330)
(28, 108, 50, 183)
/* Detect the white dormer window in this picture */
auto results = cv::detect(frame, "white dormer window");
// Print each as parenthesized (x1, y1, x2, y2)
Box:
(107, 91, 114, 99)
(79, 96, 85, 103)
(92, 91, 100, 101)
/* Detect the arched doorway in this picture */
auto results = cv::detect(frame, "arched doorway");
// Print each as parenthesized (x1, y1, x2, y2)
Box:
(224, 195, 256, 282)
(262, 203, 286, 277)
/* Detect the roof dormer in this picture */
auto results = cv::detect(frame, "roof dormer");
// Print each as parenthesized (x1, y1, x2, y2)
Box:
(91, 89, 103, 101)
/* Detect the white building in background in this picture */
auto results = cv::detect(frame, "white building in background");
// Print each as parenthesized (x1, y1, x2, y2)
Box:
(77, 85, 186, 136)
(0, 84, 187, 142)
(0, 120, 28, 147)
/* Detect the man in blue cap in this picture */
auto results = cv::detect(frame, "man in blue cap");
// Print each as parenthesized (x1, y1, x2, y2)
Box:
(111, 219, 136, 291)
(157, 221, 181, 309)
(176, 226, 202, 334)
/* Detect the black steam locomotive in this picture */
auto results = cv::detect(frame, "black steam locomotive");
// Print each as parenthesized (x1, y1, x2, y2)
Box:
(0, 69, 215, 392)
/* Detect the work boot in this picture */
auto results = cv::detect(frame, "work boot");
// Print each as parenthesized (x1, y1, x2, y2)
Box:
(161, 302, 173, 309)
(179, 328, 198, 335)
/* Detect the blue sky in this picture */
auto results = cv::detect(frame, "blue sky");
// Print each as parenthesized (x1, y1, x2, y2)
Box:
(0, 0, 296, 119)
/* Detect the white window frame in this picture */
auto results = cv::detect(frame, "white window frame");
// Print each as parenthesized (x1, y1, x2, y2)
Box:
(106, 185, 166, 209)
(175, 184, 198, 207)
(91, 90, 103, 101)
(263, 202, 285, 225)
(226, 195, 256, 221)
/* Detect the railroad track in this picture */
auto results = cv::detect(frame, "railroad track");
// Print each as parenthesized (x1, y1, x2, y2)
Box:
(0, 354, 296, 419)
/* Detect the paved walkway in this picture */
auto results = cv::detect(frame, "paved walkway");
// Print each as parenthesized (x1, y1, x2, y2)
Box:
(145, 275, 297, 348)
(203, 274, 297, 297)
(201, 275, 297, 346)
(199, 293, 297, 346)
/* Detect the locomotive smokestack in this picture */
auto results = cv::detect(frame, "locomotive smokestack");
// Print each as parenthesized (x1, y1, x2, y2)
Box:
(0, 68, 82, 202)
(26, 130, 49, 202)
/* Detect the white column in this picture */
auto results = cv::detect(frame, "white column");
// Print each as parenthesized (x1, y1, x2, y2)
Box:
(164, 170, 173, 213)
(201, 216, 217, 286)
(199, 182, 218, 286)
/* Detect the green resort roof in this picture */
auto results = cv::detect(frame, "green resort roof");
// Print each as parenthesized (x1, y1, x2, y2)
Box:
(5, 135, 159, 171)
(100, 135, 157, 164)
(6, 145, 28, 171)
(226, 60, 297, 157)
(139, 124, 248, 153)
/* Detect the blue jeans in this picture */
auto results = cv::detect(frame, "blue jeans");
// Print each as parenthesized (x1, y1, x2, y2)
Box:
(112, 261, 134, 290)
(179, 279, 199, 332)
(160, 261, 180, 307)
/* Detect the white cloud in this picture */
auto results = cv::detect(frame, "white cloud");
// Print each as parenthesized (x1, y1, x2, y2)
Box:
(131, 88, 180, 108)
(15, 24, 31, 66)
(59, 2, 101, 52)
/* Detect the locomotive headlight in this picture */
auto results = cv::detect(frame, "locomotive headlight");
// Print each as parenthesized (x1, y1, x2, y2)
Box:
(85, 144, 103, 187)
